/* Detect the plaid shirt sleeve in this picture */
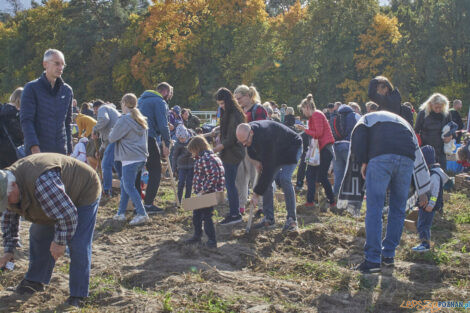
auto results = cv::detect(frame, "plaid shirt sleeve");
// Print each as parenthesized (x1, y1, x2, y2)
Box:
(1, 210, 20, 253)
(34, 169, 78, 246)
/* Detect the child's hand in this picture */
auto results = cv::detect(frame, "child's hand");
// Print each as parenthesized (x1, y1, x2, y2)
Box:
(424, 205, 433, 212)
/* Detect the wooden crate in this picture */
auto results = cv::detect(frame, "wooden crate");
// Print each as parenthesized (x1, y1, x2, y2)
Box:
(455, 173, 470, 190)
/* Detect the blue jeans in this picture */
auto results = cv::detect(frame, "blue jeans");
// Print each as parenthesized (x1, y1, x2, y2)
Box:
(417, 209, 435, 242)
(333, 142, 349, 195)
(102, 142, 122, 192)
(178, 168, 194, 203)
(223, 162, 240, 217)
(117, 162, 146, 216)
(25, 199, 99, 297)
(364, 154, 414, 263)
(263, 148, 301, 223)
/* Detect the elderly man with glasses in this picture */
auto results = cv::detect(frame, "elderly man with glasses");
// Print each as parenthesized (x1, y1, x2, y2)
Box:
(20, 49, 73, 156)
(236, 120, 302, 232)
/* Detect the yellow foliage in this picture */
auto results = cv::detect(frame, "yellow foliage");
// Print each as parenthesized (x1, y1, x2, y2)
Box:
(339, 13, 402, 102)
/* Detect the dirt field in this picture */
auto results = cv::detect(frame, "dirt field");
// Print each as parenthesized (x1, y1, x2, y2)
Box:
(0, 181, 469, 313)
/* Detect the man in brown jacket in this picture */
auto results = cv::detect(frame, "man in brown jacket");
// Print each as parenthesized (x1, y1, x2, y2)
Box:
(0, 153, 101, 307)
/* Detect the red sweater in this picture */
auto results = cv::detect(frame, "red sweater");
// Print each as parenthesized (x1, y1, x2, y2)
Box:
(305, 110, 335, 150)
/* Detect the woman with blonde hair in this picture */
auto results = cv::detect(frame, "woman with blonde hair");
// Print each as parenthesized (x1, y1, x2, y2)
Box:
(109, 93, 149, 225)
(415, 93, 452, 168)
(234, 84, 267, 217)
(295, 94, 336, 211)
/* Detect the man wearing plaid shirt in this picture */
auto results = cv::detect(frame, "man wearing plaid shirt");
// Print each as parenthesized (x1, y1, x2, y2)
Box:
(0, 153, 101, 308)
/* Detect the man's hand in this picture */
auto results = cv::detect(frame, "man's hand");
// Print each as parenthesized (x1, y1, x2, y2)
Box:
(250, 193, 260, 208)
(213, 144, 224, 153)
(424, 205, 433, 212)
(162, 145, 170, 158)
(361, 163, 367, 180)
(252, 160, 262, 173)
(0, 252, 14, 269)
(50, 242, 66, 261)
(418, 194, 428, 208)
(294, 124, 306, 131)
(30, 145, 41, 154)
(443, 135, 452, 144)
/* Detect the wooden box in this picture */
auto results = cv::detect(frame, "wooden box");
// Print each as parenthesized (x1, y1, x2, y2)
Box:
(182, 192, 225, 211)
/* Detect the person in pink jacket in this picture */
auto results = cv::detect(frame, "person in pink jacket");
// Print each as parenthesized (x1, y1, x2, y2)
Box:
(296, 94, 336, 211)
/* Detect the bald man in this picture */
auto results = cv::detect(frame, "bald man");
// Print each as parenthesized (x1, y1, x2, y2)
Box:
(236, 120, 302, 232)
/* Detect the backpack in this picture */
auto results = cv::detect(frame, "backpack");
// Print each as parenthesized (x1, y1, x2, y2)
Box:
(330, 111, 349, 141)
(249, 103, 267, 121)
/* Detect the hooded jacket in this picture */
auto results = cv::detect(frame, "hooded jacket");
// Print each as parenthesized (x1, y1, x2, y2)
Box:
(93, 104, 121, 144)
(428, 165, 449, 211)
(138, 90, 171, 147)
(108, 114, 149, 162)
(20, 73, 73, 155)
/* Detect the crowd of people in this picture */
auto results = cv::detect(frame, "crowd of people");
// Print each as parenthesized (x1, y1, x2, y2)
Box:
(0, 48, 469, 307)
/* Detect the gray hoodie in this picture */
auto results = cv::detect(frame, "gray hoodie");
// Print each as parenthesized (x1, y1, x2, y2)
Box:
(428, 166, 449, 209)
(93, 104, 121, 144)
(108, 114, 148, 162)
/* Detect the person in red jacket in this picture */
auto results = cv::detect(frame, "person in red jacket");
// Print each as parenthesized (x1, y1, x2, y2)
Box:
(296, 94, 336, 210)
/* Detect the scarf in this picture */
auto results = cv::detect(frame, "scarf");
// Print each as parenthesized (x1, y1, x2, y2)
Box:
(337, 111, 430, 215)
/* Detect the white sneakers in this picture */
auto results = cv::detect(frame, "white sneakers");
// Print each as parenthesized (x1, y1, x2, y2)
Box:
(129, 215, 150, 226)
(113, 213, 150, 225)
(113, 214, 126, 221)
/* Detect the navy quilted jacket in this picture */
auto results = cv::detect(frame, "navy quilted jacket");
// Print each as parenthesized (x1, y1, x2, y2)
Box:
(20, 73, 73, 155)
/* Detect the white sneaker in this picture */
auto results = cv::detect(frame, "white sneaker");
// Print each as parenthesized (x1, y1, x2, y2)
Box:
(129, 214, 150, 226)
(113, 213, 126, 221)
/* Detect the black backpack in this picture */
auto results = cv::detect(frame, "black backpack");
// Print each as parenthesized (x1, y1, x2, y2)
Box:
(330, 111, 349, 141)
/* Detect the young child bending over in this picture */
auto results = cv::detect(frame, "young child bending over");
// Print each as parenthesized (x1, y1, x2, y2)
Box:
(186, 136, 225, 248)
(412, 145, 449, 252)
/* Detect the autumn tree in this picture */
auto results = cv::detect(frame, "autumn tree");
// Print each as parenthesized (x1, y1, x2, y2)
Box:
(339, 13, 402, 103)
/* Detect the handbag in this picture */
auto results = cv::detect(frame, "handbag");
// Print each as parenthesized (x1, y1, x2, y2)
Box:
(305, 137, 320, 166)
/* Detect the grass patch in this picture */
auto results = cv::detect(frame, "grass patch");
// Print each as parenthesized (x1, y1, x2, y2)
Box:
(183, 291, 236, 313)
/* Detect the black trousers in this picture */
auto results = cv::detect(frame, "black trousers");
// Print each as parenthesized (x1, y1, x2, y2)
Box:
(144, 137, 162, 206)
(193, 207, 216, 242)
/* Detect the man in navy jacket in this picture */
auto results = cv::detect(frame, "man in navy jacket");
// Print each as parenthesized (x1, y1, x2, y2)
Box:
(236, 121, 302, 232)
(20, 49, 73, 155)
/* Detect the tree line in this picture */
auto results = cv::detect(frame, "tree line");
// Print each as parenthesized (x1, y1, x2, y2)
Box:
(0, 0, 469, 112)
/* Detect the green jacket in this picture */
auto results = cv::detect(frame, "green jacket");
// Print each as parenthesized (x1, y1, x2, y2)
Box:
(7, 153, 101, 225)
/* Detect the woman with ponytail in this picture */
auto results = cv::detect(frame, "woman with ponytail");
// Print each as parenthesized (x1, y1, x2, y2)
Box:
(296, 94, 336, 212)
(109, 93, 150, 225)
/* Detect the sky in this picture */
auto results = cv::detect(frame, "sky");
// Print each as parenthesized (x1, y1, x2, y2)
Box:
(0, 0, 391, 14)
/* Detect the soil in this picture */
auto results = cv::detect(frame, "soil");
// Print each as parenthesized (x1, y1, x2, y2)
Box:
(0, 182, 469, 313)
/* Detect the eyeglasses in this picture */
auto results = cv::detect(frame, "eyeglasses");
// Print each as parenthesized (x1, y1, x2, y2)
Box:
(49, 60, 66, 68)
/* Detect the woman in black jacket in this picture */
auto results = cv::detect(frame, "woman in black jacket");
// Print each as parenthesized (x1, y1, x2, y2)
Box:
(415, 93, 452, 169)
(0, 87, 24, 168)
(213, 88, 246, 225)
(368, 76, 414, 126)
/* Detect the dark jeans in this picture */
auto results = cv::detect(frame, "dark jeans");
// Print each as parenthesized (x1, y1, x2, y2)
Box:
(296, 150, 307, 188)
(177, 168, 194, 203)
(306, 147, 335, 204)
(144, 137, 162, 206)
(193, 206, 216, 242)
(223, 162, 240, 217)
(417, 209, 436, 242)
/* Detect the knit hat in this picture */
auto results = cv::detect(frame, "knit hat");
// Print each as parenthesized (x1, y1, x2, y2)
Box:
(172, 105, 181, 116)
(421, 145, 436, 166)
(0, 170, 9, 213)
(175, 124, 191, 141)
